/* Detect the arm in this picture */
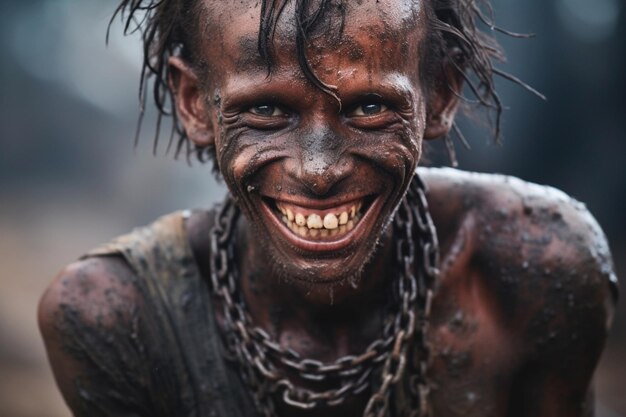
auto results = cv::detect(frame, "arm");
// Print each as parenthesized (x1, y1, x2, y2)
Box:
(38, 256, 149, 417)
(506, 255, 614, 417)
(423, 169, 617, 416)
(484, 187, 617, 417)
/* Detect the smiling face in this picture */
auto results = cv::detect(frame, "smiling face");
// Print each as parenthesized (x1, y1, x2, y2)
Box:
(172, 0, 459, 286)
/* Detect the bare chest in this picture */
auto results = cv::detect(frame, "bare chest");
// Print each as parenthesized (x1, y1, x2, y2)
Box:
(268, 285, 520, 417)
(424, 272, 521, 417)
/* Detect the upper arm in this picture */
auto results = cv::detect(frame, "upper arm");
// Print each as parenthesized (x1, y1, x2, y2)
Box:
(473, 177, 617, 416)
(38, 256, 148, 417)
(421, 169, 617, 416)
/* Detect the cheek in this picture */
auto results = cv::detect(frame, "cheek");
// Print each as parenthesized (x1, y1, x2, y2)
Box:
(355, 107, 425, 174)
(215, 129, 252, 187)
(354, 128, 421, 180)
(211, 103, 258, 185)
(215, 124, 289, 190)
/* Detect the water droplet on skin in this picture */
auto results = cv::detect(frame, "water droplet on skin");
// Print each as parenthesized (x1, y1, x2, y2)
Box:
(466, 391, 477, 403)
(350, 275, 359, 289)
(450, 310, 464, 327)
(275, 184, 282, 192)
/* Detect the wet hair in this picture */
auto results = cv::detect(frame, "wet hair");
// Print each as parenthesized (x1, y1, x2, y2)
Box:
(110, 0, 543, 167)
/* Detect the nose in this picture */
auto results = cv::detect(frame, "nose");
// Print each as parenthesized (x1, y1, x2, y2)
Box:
(293, 126, 351, 196)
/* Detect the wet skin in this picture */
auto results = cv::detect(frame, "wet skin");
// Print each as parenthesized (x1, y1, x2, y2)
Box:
(186, 0, 430, 302)
(39, 1, 617, 416)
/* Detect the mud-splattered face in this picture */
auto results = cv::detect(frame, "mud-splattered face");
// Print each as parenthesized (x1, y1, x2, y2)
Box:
(182, 0, 432, 284)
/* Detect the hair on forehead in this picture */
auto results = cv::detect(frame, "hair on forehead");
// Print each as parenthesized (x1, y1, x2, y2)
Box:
(110, 0, 542, 168)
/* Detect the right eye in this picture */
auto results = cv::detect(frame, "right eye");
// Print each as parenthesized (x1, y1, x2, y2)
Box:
(349, 102, 388, 117)
(248, 104, 286, 117)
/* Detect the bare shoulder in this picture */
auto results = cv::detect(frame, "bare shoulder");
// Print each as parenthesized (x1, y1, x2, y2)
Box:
(39, 255, 140, 335)
(38, 256, 141, 413)
(420, 167, 617, 354)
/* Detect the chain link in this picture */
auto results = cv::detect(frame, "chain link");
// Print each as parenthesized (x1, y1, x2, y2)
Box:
(209, 174, 440, 416)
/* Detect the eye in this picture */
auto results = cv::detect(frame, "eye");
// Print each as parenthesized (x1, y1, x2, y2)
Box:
(349, 102, 388, 117)
(249, 104, 286, 117)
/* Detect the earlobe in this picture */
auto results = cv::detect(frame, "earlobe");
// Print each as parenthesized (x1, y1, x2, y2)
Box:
(168, 56, 214, 147)
(423, 57, 464, 140)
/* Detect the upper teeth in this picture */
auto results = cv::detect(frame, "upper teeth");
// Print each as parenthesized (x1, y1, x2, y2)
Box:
(277, 202, 362, 231)
(307, 214, 323, 229)
(323, 213, 338, 229)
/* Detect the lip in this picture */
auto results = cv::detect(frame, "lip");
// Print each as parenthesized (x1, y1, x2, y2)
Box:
(259, 193, 385, 254)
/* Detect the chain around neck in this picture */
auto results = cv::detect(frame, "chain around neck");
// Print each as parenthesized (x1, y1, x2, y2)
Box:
(209, 173, 440, 417)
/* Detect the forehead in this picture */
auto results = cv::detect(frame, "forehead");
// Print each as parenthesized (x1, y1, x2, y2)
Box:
(199, 0, 425, 77)
(202, 0, 423, 34)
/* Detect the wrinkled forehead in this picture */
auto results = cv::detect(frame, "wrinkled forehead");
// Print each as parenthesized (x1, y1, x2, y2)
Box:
(198, 0, 425, 73)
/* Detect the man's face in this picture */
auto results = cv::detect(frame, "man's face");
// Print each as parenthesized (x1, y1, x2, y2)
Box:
(193, 0, 429, 284)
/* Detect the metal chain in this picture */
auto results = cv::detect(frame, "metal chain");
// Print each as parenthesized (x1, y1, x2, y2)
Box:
(209, 173, 440, 417)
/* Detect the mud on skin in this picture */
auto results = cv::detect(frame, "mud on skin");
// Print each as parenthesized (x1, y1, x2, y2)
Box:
(37, 0, 618, 416)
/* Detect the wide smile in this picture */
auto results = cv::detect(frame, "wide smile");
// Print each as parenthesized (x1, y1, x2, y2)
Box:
(259, 193, 384, 254)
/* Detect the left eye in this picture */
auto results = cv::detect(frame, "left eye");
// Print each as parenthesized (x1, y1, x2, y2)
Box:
(350, 102, 388, 117)
(249, 104, 286, 117)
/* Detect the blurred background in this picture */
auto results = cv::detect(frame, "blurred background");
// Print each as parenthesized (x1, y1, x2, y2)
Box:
(0, 0, 623, 416)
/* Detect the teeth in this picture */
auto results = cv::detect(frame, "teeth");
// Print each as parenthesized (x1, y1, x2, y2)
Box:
(275, 200, 365, 237)
(307, 213, 323, 229)
(323, 213, 338, 229)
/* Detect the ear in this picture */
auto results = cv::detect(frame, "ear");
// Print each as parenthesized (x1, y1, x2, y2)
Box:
(168, 57, 214, 147)
(423, 54, 464, 140)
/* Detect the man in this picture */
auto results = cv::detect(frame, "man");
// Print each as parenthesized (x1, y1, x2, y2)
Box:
(38, 0, 618, 416)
